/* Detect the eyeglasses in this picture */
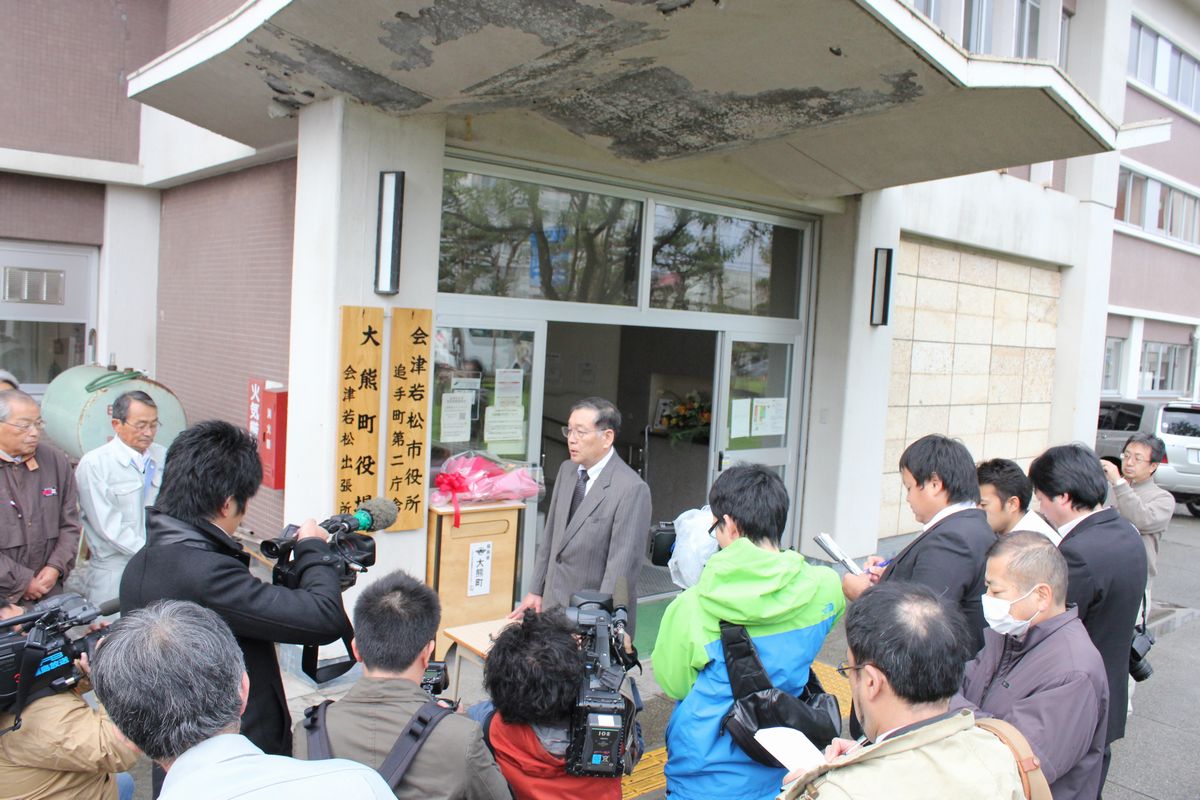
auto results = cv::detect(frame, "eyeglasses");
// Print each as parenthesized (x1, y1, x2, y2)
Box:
(708, 519, 722, 538)
(121, 420, 161, 432)
(1, 419, 44, 432)
(561, 426, 599, 439)
(1121, 451, 1150, 464)
(836, 661, 875, 678)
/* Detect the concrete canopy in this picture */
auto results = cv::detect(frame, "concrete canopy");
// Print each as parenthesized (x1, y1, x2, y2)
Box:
(129, 0, 1117, 201)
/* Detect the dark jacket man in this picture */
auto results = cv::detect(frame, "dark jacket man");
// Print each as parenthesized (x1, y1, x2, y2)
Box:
(1057, 507, 1146, 743)
(122, 508, 350, 755)
(880, 507, 993, 654)
(953, 607, 1108, 799)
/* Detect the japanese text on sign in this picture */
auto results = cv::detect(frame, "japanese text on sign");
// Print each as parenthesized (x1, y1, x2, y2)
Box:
(336, 307, 384, 517)
(386, 308, 433, 530)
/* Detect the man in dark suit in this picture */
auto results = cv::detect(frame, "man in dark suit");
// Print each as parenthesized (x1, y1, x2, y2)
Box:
(120, 421, 351, 757)
(843, 434, 993, 655)
(511, 397, 650, 631)
(1029, 443, 1147, 786)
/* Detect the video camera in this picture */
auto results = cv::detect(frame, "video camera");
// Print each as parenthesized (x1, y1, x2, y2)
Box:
(262, 497, 394, 591)
(0, 593, 113, 735)
(261, 498, 393, 684)
(563, 588, 642, 778)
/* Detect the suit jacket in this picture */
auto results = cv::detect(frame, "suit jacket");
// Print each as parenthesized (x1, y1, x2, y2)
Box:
(530, 452, 650, 632)
(881, 508, 994, 655)
(120, 508, 352, 755)
(1058, 507, 1147, 743)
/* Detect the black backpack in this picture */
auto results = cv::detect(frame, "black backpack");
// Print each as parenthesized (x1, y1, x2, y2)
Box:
(302, 698, 454, 788)
(718, 621, 841, 768)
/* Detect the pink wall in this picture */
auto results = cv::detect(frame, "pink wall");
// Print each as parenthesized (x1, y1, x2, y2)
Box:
(0, 0, 165, 163)
(1123, 87, 1200, 188)
(157, 159, 296, 537)
(1110, 231, 1200, 319)
(164, 0, 247, 50)
(0, 174, 105, 245)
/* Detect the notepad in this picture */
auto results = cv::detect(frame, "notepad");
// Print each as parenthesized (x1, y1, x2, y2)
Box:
(753, 726, 827, 774)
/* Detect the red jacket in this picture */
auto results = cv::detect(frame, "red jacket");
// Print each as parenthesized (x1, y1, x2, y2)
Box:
(486, 714, 621, 800)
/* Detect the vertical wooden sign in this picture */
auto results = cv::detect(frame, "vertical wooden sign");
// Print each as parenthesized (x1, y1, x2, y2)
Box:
(335, 306, 384, 515)
(385, 308, 433, 530)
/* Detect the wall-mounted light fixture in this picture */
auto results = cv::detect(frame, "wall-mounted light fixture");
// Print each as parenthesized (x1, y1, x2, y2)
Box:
(870, 247, 893, 326)
(374, 171, 405, 295)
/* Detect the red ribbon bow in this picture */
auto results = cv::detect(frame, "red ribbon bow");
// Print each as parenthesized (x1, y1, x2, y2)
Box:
(435, 472, 470, 527)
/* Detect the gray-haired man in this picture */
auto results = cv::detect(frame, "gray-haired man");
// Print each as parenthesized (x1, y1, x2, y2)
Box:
(76, 390, 166, 611)
(91, 600, 393, 800)
(1100, 432, 1174, 591)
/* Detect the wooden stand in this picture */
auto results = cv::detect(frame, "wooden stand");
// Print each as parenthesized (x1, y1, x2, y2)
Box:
(426, 500, 523, 657)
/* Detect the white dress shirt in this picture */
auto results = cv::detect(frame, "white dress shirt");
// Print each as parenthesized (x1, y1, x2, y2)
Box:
(923, 501, 979, 532)
(580, 446, 615, 498)
(75, 436, 166, 608)
(160, 734, 393, 799)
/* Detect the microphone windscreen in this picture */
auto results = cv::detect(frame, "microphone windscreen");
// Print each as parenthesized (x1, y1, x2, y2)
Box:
(613, 575, 630, 611)
(97, 598, 121, 617)
(358, 497, 399, 531)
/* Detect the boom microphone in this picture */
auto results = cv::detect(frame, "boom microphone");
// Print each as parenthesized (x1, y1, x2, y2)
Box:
(97, 598, 121, 617)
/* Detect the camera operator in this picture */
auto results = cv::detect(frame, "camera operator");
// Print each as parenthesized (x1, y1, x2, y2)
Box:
(120, 420, 352, 757)
(294, 570, 509, 799)
(477, 609, 621, 800)
(0, 605, 139, 800)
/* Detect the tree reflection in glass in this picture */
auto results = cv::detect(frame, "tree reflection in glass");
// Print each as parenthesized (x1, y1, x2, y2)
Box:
(439, 170, 641, 305)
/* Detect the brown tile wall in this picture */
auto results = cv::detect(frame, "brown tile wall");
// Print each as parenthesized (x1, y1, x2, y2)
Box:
(1110, 231, 1200, 319)
(0, 173, 105, 245)
(0, 0, 165, 163)
(164, 0, 247, 50)
(1124, 87, 1200, 189)
(156, 159, 296, 537)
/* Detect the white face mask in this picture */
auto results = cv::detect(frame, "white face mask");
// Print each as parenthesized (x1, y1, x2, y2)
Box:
(980, 587, 1039, 636)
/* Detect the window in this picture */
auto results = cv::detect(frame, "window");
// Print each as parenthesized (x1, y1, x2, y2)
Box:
(1141, 340, 1193, 394)
(1016, 0, 1040, 58)
(1103, 337, 1124, 393)
(439, 171, 641, 305)
(0, 321, 86, 385)
(1058, 10, 1070, 69)
(1128, 19, 1200, 113)
(1161, 407, 1200, 437)
(1115, 167, 1200, 247)
(964, 0, 993, 53)
(913, 0, 936, 19)
(650, 206, 802, 317)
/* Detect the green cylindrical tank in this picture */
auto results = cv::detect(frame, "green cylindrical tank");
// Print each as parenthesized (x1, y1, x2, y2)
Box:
(40, 366, 187, 461)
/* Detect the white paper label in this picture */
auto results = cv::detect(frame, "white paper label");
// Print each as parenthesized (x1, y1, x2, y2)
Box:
(468, 541, 493, 597)
(440, 392, 473, 443)
(731, 397, 752, 439)
(494, 369, 524, 406)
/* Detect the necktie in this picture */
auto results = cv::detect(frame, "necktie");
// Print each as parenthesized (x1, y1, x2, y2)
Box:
(568, 468, 589, 523)
(143, 459, 157, 502)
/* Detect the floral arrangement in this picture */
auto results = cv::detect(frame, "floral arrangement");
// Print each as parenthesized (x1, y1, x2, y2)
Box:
(659, 391, 712, 444)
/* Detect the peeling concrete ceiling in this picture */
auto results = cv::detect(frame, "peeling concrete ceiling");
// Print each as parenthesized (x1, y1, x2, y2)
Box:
(130, 0, 1114, 202)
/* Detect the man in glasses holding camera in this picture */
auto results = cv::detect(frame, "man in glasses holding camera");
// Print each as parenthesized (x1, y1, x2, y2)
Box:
(0, 389, 81, 609)
(75, 391, 167, 616)
(120, 420, 352, 758)
(1100, 433, 1174, 601)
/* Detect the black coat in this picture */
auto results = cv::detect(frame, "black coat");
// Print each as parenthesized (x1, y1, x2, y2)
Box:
(882, 508, 994, 655)
(120, 508, 352, 755)
(1058, 507, 1147, 743)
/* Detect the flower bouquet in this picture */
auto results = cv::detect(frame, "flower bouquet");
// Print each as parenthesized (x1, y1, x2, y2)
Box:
(431, 450, 544, 526)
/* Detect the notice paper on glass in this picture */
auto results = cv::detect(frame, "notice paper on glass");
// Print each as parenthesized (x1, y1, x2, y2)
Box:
(484, 405, 525, 442)
(751, 397, 787, 436)
(731, 398, 752, 439)
(468, 541, 493, 597)
(440, 392, 473, 443)
(494, 369, 524, 406)
(753, 727, 826, 775)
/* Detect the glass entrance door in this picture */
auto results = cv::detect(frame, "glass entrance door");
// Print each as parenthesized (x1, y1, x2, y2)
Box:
(711, 332, 803, 544)
(431, 316, 547, 599)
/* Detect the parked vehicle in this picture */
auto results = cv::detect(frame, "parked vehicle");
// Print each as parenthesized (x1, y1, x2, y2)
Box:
(1096, 398, 1200, 516)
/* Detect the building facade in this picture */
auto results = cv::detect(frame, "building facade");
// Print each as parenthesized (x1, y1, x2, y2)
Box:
(1, 0, 1166, 606)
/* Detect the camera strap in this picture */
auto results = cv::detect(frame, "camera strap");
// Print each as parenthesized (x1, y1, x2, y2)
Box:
(301, 635, 357, 683)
